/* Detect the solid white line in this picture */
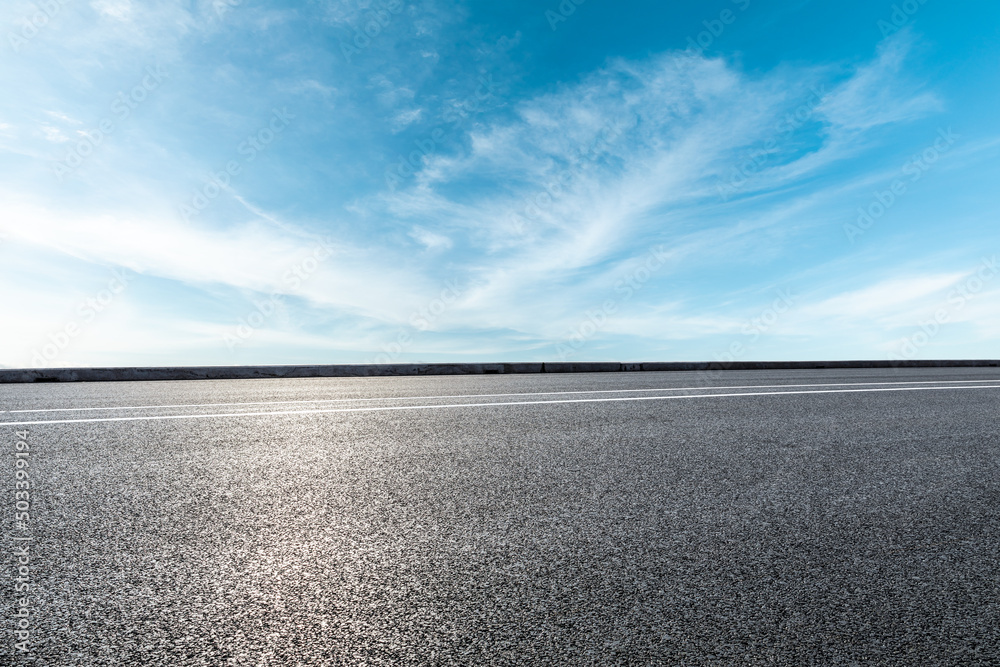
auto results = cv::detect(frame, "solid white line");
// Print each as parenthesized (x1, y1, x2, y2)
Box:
(2, 384, 998, 427)
(5, 379, 999, 414)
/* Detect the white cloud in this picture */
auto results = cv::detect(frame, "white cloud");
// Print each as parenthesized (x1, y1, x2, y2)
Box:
(797, 274, 966, 324)
(392, 108, 424, 132)
(408, 226, 452, 251)
(0, 198, 436, 326)
(371, 75, 415, 108)
(91, 0, 134, 21)
(41, 126, 69, 142)
(43, 111, 82, 125)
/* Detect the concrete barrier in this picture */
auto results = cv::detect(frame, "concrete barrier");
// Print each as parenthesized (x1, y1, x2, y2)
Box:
(0, 360, 997, 383)
(542, 362, 623, 373)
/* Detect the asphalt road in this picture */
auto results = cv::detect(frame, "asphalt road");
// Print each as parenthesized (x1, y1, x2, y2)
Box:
(3, 368, 1000, 665)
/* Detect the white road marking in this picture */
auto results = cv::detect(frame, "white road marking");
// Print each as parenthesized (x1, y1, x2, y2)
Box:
(1, 384, 998, 427)
(5, 379, 999, 414)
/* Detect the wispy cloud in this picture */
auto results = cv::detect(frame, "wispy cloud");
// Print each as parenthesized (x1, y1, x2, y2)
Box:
(818, 29, 942, 132)
(367, 31, 948, 342)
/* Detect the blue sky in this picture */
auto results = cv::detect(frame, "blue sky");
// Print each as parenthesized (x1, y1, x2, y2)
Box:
(1, 0, 998, 367)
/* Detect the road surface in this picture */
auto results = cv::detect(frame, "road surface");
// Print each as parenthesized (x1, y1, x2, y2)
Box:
(3, 368, 999, 665)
